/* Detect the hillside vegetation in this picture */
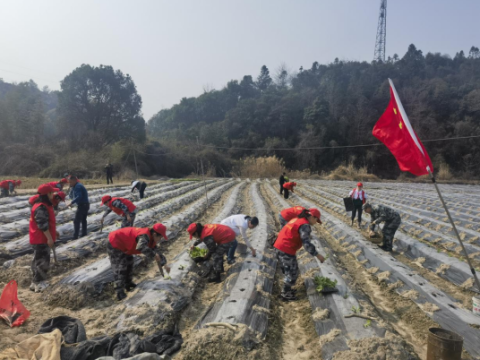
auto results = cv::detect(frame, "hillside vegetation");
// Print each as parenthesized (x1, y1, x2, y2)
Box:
(1, 44, 479, 179)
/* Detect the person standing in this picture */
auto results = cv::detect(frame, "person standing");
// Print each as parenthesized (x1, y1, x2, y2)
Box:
(29, 184, 58, 293)
(105, 163, 114, 185)
(279, 206, 322, 228)
(131, 180, 147, 199)
(363, 203, 401, 252)
(100, 195, 137, 228)
(0, 179, 21, 197)
(67, 176, 90, 239)
(283, 181, 296, 199)
(188, 223, 236, 283)
(273, 209, 325, 301)
(349, 182, 368, 228)
(107, 223, 169, 300)
(279, 172, 286, 195)
(220, 214, 259, 264)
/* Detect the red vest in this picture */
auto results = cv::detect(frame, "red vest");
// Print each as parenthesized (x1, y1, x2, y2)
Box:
(274, 217, 310, 255)
(283, 182, 295, 191)
(108, 198, 136, 217)
(109, 227, 152, 255)
(29, 195, 60, 208)
(29, 203, 56, 245)
(201, 224, 236, 245)
(280, 206, 305, 222)
(0, 180, 14, 189)
(350, 189, 366, 204)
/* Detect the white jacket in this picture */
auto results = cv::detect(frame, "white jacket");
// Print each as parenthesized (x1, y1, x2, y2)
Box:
(220, 214, 253, 248)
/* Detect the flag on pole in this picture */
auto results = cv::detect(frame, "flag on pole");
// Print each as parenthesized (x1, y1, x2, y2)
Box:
(373, 79, 434, 176)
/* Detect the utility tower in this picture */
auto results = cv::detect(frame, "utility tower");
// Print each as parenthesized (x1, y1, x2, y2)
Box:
(373, 0, 387, 62)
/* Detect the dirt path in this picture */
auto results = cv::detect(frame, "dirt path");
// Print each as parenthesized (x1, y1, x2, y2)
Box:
(260, 183, 323, 360)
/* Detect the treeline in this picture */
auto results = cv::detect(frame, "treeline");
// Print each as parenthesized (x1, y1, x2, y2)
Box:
(1, 45, 479, 179)
(148, 45, 480, 179)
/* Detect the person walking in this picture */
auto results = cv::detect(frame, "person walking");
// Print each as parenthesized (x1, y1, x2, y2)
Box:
(220, 214, 259, 264)
(0, 179, 21, 197)
(131, 180, 147, 199)
(105, 163, 114, 185)
(363, 203, 401, 252)
(29, 184, 58, 293)
(279, 206, 322, 228)
(282, 181, 296, 199)
(279, 172, 286, 195)
(349, 182, 368, 228)
(100, 195, 137, 228)
(107, 223, 169, 300)
(273, 208, 325, 301)
(188, 223, 236, 283)
(67, 176, 90, 239)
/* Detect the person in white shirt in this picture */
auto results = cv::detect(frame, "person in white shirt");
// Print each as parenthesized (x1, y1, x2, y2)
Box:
(220, 214, 259, 264)
(349, 182, 368, 228)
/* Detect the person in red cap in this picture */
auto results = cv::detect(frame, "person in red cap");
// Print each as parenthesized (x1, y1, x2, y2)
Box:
(278, 206, 322, 228)
(273, 208, 325, 301)
(29, 191, 66, 215)
(0, 179, 21, 197)
(45, 178, 68, 192)
(187, 223, 236, 283)
(282, 181, 296, 200)
(349, 182, 368, 228)
(100, 195, 137, 228)
(29, 184, 58, 293)
(107, 223, 169, 301)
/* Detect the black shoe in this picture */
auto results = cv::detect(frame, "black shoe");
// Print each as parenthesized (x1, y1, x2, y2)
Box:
(227, 258, 236, 265)
(117, 290, 127, 301)
(125, 282, 137, 292)
(379, 245, 392, 252)
(281, 291, 297, 301)
(208, 272, 221, 283)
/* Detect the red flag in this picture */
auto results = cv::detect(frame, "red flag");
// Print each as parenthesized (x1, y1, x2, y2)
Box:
(373, 79, 434, 176)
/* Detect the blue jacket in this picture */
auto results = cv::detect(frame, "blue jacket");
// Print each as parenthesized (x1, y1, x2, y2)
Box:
(70, 182, 89, 205)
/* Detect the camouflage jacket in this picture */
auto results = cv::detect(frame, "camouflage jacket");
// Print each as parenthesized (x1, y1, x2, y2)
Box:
(369, 205, 400, 226)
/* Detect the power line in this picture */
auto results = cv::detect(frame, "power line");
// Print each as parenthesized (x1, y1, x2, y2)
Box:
(194, 135, 480, 151)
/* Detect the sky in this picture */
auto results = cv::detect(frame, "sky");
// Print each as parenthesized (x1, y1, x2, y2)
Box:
(0, 0, 479, 120)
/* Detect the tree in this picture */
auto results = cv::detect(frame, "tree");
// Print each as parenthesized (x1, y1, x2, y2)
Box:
(256, 65, 272, 91)
(469, 46, 480, 59)
(58, 64, 145, 148)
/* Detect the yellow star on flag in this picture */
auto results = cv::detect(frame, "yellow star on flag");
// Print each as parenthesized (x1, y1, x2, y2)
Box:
(393, 108, 397, 115)
(399, 122, 403, 129)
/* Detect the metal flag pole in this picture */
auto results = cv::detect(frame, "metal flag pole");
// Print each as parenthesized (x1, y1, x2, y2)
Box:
(428, 168, 480, 293)
(196, 137, 209, 214)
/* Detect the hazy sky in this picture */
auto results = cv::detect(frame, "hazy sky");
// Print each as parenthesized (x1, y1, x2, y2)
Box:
(1, 0, 478, 120)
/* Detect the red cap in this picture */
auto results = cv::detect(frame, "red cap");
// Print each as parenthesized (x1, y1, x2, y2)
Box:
(293, 182, 297, 186)
(309, 208, 322, 224)
(15, 180, 22, 186)
(56, 191, 66, 201)
(60, 178, 68, 184)
(357, 182, 363, 187)
(37, 184, 56, 195)
(152, 223, 168, 240)
(101, 195, 112, 205)
(187, 223, 198, 239)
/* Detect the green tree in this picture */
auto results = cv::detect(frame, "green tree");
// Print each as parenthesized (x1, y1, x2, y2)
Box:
(58, 64, 145, 149)
(256, 65, 272, 91)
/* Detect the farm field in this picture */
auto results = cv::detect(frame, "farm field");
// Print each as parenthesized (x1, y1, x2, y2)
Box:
(0, 179, 479, 360)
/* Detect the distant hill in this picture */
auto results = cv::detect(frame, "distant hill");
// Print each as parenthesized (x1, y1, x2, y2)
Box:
(148, 45, 480, 179)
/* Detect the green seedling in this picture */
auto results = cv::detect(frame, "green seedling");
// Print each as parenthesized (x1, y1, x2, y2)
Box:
(313, 276, 338, 293)
(343, 293, 350, 299)
(364, 320, 371, 328)
(325, 254, 330, 260)
(351, 306, 361, 314)
(190, 247, 208, 258)
(164, 276, 172, 280)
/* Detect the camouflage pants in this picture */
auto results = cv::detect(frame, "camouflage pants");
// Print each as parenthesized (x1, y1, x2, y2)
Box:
(121, 213, 136, 228)
(107, 241, 134, 291)
(0, 188, 9, 198)
(276, 249, 299, 292)
(31, 244, 51, 283)
(382, 216, 401, 249)
(211, 243, 232, 273)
